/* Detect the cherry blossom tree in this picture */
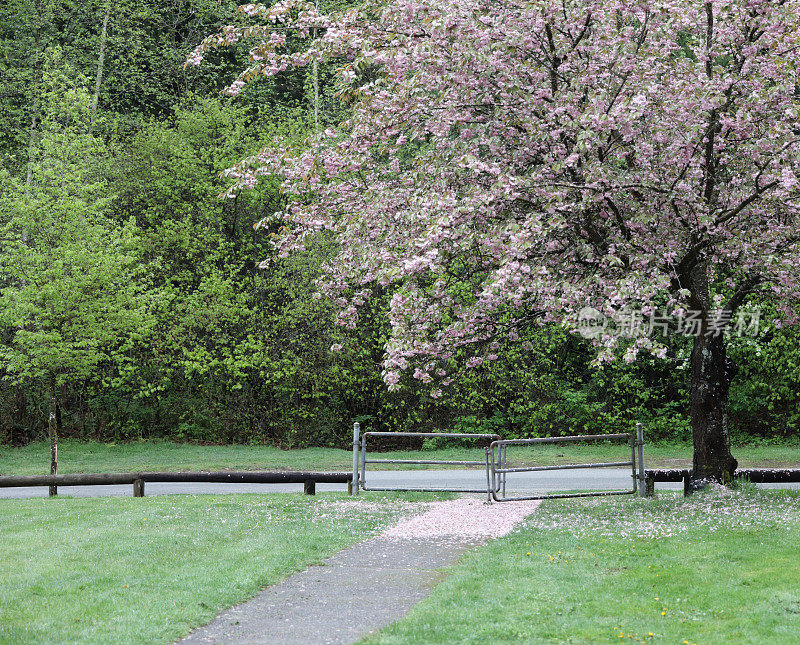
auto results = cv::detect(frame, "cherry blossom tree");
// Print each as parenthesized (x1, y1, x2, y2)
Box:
(189, 0, 800, 486)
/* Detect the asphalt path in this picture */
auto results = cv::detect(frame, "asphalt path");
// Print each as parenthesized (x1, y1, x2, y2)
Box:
(3, 468, 797, 499)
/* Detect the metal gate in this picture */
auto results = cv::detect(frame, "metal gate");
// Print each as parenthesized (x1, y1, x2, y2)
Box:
(351, 423, 499, 494)
(350, 422, 646, 499)
(487, 427, 645, 502)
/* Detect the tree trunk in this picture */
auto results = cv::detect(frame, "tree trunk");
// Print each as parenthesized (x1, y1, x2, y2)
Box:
(685, 261, 738, 491)
(312, 0, 320, 130)
(688, 330, 738, 490)
(14, 385, 26, 426)
(48, 381, 58, 497)
(90, 1, 111, 130)
(24, 0, 44, 205)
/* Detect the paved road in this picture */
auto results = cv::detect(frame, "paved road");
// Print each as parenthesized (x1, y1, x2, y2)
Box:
(5, 468, 796, 499)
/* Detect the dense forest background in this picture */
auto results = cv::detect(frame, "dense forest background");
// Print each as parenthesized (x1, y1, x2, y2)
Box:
(1, 0, 797, 448)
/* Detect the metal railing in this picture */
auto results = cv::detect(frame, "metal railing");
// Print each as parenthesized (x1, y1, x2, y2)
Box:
(487, 425, 646, 501)
(351, 424, 500, 494)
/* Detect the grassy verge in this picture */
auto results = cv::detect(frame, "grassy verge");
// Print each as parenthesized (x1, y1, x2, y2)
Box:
(0, 492, 436, 644)
(0, 440, 354, 476)
(367, 489, 800, 644)
(1, 439, 798, 476)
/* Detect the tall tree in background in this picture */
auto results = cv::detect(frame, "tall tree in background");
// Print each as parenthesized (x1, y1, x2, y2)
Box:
(190, 0, 800, 486)
(0, 50, 152, 485)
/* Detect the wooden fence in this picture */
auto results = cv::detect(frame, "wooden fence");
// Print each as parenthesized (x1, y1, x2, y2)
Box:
(644, 468, 800, 496)
(0, 471, 353, 497)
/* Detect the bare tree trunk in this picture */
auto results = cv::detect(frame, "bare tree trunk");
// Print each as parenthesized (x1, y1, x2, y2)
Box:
(312, 0, 320, 130)
(689, 333, 738, 488)
(10, 386, 28, 446)
(90, 1, 111, 130)
(14, 385, 26, 427)
(313, 57, 320, 131)
(25, 0, 44, 205)
(48, 379, 58, 497)
(687, 262, 738, 490)
(25, 115, 38, 205)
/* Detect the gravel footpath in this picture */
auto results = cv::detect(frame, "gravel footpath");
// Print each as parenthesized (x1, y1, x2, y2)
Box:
(178, 497, 540, 644)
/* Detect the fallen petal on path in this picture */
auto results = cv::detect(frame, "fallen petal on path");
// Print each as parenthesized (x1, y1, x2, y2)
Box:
(382, 497, 541, 540)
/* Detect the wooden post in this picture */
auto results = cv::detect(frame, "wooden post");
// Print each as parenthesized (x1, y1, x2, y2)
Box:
(303, 479, 316, 495)
(133, 479, 144, 497)
(48, 381, 58, 497)
(636, 422, 646, 497)
(645, 474, 655, 497)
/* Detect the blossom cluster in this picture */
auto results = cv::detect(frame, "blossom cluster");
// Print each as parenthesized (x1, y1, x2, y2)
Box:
(188, 0, 800, 391)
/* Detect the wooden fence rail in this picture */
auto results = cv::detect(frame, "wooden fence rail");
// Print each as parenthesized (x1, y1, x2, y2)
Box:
(0, 471, 353, 497)
(644, 468, 800, 496)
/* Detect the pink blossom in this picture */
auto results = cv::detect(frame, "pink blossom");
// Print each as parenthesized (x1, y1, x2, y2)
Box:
(189, 0, 800, 387)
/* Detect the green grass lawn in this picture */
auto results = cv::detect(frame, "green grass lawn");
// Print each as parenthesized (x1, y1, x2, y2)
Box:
(1, 438, 798, 477)
(0, 492, 435, 644)
(3, 478, 799, 645)
(367, 488, 800, 644)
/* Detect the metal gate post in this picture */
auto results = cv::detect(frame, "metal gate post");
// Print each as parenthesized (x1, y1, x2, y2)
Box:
(485, 448, 492, 503)
(636, 422, 646, 497)
(501, 443, 507, 498)
(360, 434, 366, 489)
(351, 422, 360, 495)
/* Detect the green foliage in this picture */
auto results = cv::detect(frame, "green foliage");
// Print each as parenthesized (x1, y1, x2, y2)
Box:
(729, 323, 800, 438)
(0, 3, 797, 447)
(415, 326, 693, 442)
(103, 97, 364, 446)
(0, 49, 152, 404)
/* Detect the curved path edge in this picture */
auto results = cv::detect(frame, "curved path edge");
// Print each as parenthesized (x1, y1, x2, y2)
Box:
(178, 497, 541, 645)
